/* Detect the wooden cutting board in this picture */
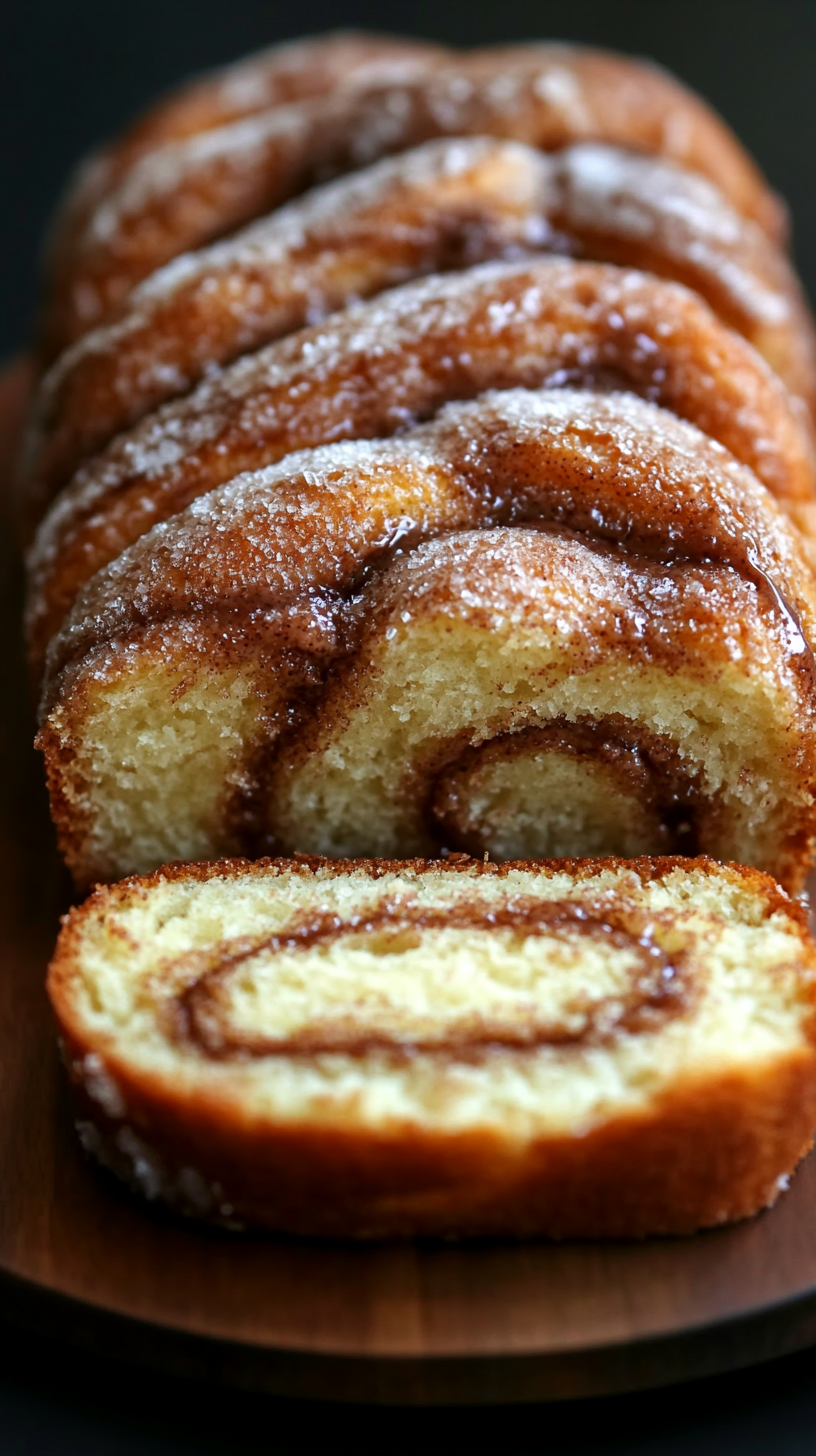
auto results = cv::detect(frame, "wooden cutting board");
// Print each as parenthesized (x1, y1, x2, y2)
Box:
(5, 357, 816, 1404)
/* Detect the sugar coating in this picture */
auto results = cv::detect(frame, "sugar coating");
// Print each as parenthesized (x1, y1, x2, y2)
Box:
(38, 385, 815, 697)
(26, 257, 816, 677)
(25, 138, 551, 492)
(27, 135, 813, 514)
(44, 40, 781, 354)
(50, 259, 814, 500)
(73, 45, 775, 267)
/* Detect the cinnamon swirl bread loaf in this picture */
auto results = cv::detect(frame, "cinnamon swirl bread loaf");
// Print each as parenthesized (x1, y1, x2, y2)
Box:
(21, 30, 816, 1244)
(48, 856, 816, 1238)
(23, 32, 816, 901)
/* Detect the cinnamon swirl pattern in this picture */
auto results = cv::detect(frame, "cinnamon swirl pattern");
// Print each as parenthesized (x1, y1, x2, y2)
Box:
(36, 389, 816, 891)
(47, 856, 816, 1237)
(41, 40, 786, 357)
(25, 138, 816, 504)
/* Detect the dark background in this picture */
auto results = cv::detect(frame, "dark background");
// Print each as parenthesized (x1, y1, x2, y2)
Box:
(4, 0, 816, 1450)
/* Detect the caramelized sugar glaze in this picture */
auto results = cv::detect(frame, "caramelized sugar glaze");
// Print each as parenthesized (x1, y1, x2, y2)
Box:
(26, 138, 815, 501)
(25, 260, 816, 667)
(41, 41, 787, 358)
(25, 33, 816, 891)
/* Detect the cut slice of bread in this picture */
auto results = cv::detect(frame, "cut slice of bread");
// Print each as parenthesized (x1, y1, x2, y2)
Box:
(34, 389, 816, 892)
(48, 855, 816, 1240)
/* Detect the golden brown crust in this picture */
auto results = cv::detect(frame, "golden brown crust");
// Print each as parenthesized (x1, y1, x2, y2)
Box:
(37, 387, 816, 715)
(57, 1047, 816, 1238)
(49, 849, 808, 915)
(27, 139, 816, 502)
(47, 856, 816, 1238)
(26, 259, 816, 665)
(41, 43, 786, 358)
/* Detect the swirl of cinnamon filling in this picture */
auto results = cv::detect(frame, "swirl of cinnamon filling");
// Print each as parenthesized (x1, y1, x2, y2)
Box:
(26, 258, 816, 672)
(266, 525, 815, 887)
(431, 721, 703, 861)
(169, 896, 691, 1061)
(35, 388, 816, 891)
(27, 139, 816, 502)
(41, 44, 786, 360)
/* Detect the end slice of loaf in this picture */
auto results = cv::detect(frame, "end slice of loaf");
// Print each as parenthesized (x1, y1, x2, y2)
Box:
(48, 855, 816, 1239)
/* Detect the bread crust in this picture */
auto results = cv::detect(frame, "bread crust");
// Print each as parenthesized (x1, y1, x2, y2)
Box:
(26, 138, 815, 505)
(48, 855, 816, 1239)
(58, 1042, 816, 1239)
(25, 259, 816, 645)
(41, 42, 785, 359)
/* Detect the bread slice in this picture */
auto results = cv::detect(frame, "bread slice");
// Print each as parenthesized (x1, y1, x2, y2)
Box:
(34, 389, 816, 892)
(48, 855, 816, 1239)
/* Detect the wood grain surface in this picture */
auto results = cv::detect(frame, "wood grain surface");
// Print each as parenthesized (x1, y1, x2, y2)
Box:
(4, 357, 816, 1404)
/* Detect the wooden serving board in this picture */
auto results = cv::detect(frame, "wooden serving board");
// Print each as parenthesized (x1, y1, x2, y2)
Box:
(5, 357, 816, 1404)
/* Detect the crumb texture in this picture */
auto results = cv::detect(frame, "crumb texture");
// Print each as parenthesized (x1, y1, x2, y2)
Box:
(48, 857, 816, 1237)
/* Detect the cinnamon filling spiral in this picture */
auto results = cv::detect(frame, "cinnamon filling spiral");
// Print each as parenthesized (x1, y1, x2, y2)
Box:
(169, 896, 691, 1061)
(430, 721, 702, 862)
